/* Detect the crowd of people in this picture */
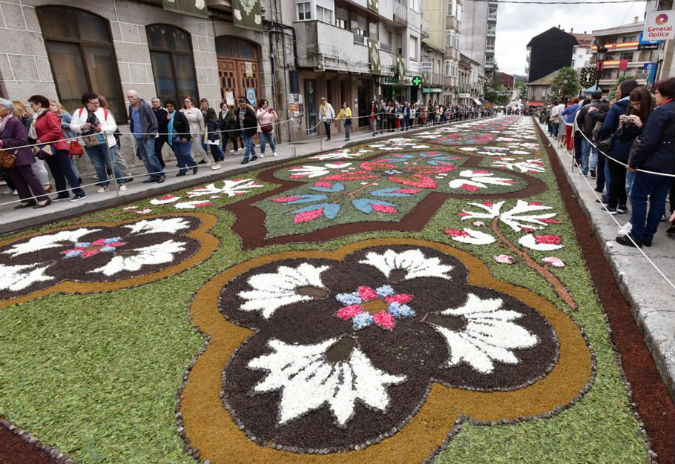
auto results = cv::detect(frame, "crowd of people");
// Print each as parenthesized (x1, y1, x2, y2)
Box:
(540, 77, 675, 247)
(0, 90, 495, 210)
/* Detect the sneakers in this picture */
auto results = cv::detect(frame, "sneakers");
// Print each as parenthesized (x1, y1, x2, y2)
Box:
(119, 184, 127, 192)
(605, 207, 618, 215)
(616, 204, 627, 214)
(54, 195, 70, 201)
(70, 193, 86, 201)
(615, 234, 643, 248)
(211, 163, 221, 170)
(259, 153, 265, 158)
(273, 151, 278, 157)
(590, 169, 596, 178)
(97, 185, 109, 193)
(250, 155, 258, 161)
(192, 166, 199, 175)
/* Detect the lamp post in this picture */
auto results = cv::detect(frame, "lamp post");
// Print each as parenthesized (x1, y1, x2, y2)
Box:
(562, 77, 569, 100)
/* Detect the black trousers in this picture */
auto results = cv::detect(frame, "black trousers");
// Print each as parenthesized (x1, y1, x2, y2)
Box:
(45, 149, 84, 197)
(221, 131, 240, 151)
(596, 152, 606, 192)
(154, 136, 169, 168)
(324, 122, 331, 140)
(607, 156, 627, 209)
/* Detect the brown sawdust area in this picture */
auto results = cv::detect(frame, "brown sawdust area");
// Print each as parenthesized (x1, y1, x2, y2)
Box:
(537, 122, 675, 464)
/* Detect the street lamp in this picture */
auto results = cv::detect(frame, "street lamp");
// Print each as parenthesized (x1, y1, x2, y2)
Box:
(595, 41, 608, 90)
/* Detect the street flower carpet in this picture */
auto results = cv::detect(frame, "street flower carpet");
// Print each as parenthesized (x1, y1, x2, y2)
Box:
(0, 117, 672, 464)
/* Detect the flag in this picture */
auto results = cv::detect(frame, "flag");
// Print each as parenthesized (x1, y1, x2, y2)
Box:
(161, 0, 208, 19)
(233, 0, 263, 31)
(618, 59, 629, 71)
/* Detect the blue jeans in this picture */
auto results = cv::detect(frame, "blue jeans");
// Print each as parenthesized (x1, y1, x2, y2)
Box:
(629, 172, 673, 242)
(580, 138, 591, 175)
(46, 149, 84, 197)
(86, 144, 125, 187)
(136, 136, 164, 179)
(171, 138, 197, 174)
(243, 134, 256, 162)
(625, 170, 635, 195)
(259, 132, 276, 154)
(344, 122, 351, 140)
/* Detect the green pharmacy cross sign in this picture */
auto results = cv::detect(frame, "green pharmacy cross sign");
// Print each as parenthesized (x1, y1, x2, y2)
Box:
(412, 76, 423, 86)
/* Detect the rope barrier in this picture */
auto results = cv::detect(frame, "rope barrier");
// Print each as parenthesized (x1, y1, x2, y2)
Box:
(537, 117, 675, 292)
(1, 112, 496, 205)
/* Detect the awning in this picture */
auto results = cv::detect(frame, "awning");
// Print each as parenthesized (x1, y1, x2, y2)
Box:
(528, 101, 544, 107)
(422, 88, 443, 93)
(472, 98, 482, 105)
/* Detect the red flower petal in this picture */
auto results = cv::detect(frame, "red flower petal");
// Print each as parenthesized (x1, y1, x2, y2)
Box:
(394, 188, 423, 194)
(522, 227, 534, 232)
(529, 201, 542, 206)
(293, 208, 323, 223)
(534, 234, 562, 245)
(444, 229, 469, 237)
(385, 294, 412, 305)
(314, 181, 332, 188)
(373, 311, 395, 330)
(273, 196, 303, 203)
(389, 174, 436, 189)
(336, 305, 365, 320)
(372, 203, 398, 213)
(483, 201, 493, 207)
(357, 286, 378, 301)
(539, 218, 561, 224)
(460, 184, 480, 192)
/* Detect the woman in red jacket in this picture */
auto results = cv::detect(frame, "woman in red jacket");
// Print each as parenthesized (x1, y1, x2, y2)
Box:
(28, 95, 85, 201)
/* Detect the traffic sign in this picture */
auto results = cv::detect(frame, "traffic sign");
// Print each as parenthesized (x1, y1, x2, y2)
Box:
(412, 76, 422, 86)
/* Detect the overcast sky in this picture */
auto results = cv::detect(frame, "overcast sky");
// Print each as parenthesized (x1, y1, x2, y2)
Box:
(495, 0, 647, 75)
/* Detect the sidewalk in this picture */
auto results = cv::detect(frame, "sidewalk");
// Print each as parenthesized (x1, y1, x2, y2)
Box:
(538, 120, 675, 401)
(0, 120, 479, 236)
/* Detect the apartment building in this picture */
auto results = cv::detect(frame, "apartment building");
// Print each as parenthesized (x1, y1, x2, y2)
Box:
(571, 32, 593, 69)
(459, 0, 497, 74)
(421, 0, 462, 103)
(591, 18, 658, 93)
(286, 0, 425, 134)
(526, 27, 578, 82)
(458, 53, 484, 106)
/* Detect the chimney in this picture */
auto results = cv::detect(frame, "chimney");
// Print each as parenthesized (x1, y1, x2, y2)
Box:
(634, 16, 638, 23)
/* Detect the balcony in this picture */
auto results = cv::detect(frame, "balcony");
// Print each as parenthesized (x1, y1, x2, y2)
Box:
(487, 29, 496, 37)
(446, 15, 458, 30)
(393, 0, 407, 25)
(353, 33, 367, 46)
(420, 18, 430, 38)
(407, 59, 419, 74)
(380, 49, 395, 76)
(424, 72, 443, 86)
(295, 20, 370, 73)
(488, 13, 497, 21)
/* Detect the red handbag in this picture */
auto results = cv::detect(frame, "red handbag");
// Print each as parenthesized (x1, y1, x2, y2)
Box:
(69, 140, 84, 156)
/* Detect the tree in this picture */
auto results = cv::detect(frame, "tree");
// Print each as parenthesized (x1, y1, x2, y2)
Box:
(484, 65, 509, 106)
(550, 67, 580, 100)
(609, 75, 635, 98)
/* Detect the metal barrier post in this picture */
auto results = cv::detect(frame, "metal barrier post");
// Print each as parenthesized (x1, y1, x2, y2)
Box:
(290, 119, 297, 158)
(103, 132, 120, 197)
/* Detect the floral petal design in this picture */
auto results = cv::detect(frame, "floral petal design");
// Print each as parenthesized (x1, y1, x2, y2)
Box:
(542, 256, 565, 268)
(444, 228, 496, 245)
(518, 234, 564, 251)
(186, 179, 263, 198)
(359, 249, 454, 280)
(248, 338, 406, 426)
(431, 294, 540, 374)
(0, 263, 53, 291)
(89, 239, 186, 276)
(3, 228, 99, 257)
(124, 218, 192, 235)
(238, 263, 329, 318)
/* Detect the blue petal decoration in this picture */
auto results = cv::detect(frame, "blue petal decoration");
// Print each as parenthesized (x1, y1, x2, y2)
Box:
(336, 292, 362, 305)
(307, 182, 345, 193)
(352, 312, 373, 330)
(376, 285, 395, 297)
(322, 203, 341, 219)
(370, 188, 413, 198)
(388, 303, 416, 318)
(352, 198, 374, 214)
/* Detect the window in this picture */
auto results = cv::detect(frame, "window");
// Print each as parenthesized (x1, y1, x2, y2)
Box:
(444, 59, 452, 77)
(411, 0, 421, 12)
(147, 24, 198, 106)
(335, 18, 346, 29)
(37, 6, 124, 118)
(297, 2, 311, 21)
(622, 35, 636, 42)
(620, 52, 633, 60)
(410, 35, 418, 59)
(445, 30, 452, 47)
(316, 6, 333, 24)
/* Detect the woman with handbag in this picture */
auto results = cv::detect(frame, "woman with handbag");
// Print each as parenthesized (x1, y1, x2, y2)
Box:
(218, 101, 240, 154)
(50, 100, 83, 185)
(164, 99, 198, 177)
(0, 98, 50, 208)
(181, 96, 209, 164)
(336, 102, 353, 142)
(28, 95, 85, 201)
(598, 79, 639, 214)
(256, 99, 278, 157)
(13, 100, 51, 193)
(623, 87, 654, 194)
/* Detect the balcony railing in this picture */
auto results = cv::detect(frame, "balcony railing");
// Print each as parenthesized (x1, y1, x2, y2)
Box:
(380, 42, 392, 52)
(488, 13, 497, 21)
(393, 0, 407, 24)
(353, 33, 367, 46)
(420, 18, 430, 37)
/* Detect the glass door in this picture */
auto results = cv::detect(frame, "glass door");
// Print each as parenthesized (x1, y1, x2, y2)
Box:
(304, 79, 317, 135)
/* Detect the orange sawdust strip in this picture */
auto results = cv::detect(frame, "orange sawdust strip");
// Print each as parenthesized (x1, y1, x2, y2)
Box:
(0, 212, 220, 308)
(181, 237, 592, 464)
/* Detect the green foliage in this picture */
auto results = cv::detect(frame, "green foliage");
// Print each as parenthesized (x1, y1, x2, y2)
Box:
(609, 75, 635, 99)
(551, 67, 580, 100)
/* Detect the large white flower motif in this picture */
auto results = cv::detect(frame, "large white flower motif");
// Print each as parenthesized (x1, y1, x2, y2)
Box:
(287, 163, 351, 179)
(492, 158, 545, 173)
(309, 148, 371, 160)
(458, 200, 558, 232)
(448, 170, 518, 191)
(431, 294, 540, 374)
(150, 194, 181, 205)
(3, 228, 98, 257)
(124, 217, 191, 235)
(0, 263, 53, 291)
(359, 249, 454, 280)
(174, 200, 214, 209)
(186, 179, 264, 198)
(89, 239, 186, 276)
(238, 263, 329, 318)
(368, 138, 429, 150)
(248, 338, 406, 426)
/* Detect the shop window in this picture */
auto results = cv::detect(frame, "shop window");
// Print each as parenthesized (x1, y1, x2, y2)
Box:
(147, 24, 198, 106)
(36, 6, 125, 118)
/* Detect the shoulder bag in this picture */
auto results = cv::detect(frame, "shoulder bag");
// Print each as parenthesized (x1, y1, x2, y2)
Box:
(0, 148, 16, 169)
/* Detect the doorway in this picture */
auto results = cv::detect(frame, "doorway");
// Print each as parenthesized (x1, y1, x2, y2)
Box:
(357, 83, 371, 127)
(216, 36, 260, 106)
(304, 78, 318, 135)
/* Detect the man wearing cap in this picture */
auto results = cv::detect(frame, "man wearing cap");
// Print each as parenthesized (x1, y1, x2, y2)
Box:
(319, 97, 335, 141)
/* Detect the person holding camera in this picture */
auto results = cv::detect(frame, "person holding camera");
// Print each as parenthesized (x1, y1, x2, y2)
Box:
(70, 92, 126, 193)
